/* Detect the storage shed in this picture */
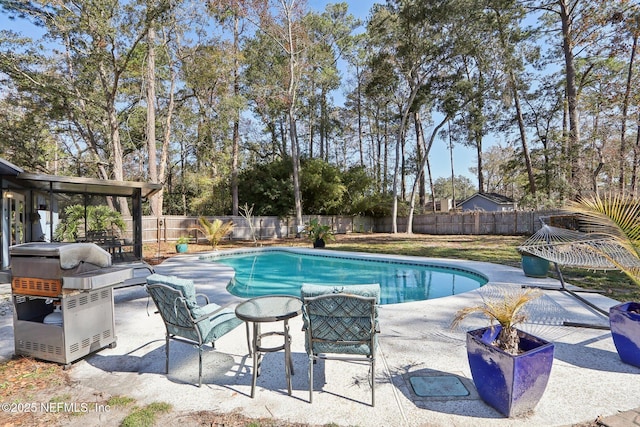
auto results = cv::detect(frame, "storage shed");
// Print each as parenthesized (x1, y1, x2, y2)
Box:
(459, 192, 517, 212)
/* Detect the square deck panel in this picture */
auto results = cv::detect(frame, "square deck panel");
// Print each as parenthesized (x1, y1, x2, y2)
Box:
(409, 375, 470, 397)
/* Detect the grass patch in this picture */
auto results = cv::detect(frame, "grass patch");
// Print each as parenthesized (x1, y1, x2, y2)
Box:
(121, 401, 172, 427)
(108, 395, 137, 407)
(49, 393, 72, 403)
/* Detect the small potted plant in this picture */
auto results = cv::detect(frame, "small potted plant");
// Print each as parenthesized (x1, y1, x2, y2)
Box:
(175, 236, 190, 253)
(452, 286, 555, 417)
(304, 218, 335, 248)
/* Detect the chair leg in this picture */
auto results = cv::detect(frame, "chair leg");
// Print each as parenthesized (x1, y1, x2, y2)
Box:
(250, 322, 259, 398)
(165, 334, 170, 374)
(245, 322, 252, 356)
(308, 354, 314, 403)
(198, 346, 203, 388)
(371, 357, 375, 407)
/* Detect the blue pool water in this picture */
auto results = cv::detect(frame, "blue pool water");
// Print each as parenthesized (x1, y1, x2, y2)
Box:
(210, 250, 487, 305)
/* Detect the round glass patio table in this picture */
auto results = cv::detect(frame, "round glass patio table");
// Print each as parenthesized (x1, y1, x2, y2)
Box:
(235, 295, 303, 397)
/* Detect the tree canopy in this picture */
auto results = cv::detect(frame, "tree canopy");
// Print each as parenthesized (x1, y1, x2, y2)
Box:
(1, 0, 639, 227)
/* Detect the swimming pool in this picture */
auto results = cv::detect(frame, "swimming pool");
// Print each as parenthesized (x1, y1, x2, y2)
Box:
(205, 248, 488, 305)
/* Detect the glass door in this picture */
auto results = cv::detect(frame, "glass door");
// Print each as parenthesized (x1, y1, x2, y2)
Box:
(1, 191, 26, 269)
(7, 192, 25, 245)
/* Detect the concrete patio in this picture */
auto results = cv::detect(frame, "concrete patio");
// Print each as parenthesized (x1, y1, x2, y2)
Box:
(1, 248, 639, 426)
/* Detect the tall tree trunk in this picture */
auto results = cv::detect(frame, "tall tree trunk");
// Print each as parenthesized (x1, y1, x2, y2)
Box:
(512, 73, 536, 194)
(231, 13, 241, 216)
(310, 80, 316, 158)
(391, 129, 402, 234)
(559, 0, 581, 190)
(356, 64, 364, 167)
(99, 55, 130, 216)
(620, 33, 637, 191)
(321, 87, 328, 161)
(146, 22, 160, 217)
(476, 137, 484, 193)
(383, 117, 389, 193)
(407, 115, 450, 233)
(427, 157, 436, 212)
(492, 6, 537, 195)
(632, 111, 640, 193)
(414, 111, 425, 207)
(157, 28, 178, 219)
(282, 1, 303, 228)
(400, 131, 406, 201)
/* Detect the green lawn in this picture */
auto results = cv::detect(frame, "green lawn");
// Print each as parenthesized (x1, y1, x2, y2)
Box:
(324, 233, 640, 302)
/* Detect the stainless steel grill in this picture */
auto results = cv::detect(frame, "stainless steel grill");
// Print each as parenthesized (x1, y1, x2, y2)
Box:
(10, 242, 133, 366)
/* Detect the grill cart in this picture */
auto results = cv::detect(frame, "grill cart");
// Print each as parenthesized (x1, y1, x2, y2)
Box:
(10, 242, 132, 366)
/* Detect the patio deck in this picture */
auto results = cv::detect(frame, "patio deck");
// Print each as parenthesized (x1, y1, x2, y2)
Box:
(1, 249, 639, 426)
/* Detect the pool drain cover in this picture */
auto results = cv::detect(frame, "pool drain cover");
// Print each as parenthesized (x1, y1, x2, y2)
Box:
(409, 375, 470, 397)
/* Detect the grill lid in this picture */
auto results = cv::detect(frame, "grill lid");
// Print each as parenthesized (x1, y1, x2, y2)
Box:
(10, 242, 112, 269)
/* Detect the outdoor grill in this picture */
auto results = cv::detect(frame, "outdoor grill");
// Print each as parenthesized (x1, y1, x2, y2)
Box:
(10, 242, 132, 366)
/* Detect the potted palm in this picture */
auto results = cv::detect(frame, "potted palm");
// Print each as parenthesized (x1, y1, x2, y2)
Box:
(304, 218, 335, 248)
(175, 236, 190, 253)
(568, 192, 640, 368)
(452, 287, 555, 417)
(194, 217, 234, 250)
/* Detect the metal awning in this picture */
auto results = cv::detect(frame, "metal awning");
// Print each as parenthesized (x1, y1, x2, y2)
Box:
(0, 158, 23, 176)
(2, 172, 162, 199)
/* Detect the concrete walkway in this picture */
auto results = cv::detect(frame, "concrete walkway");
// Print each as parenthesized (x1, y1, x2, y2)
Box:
(1, 248, 640, 426)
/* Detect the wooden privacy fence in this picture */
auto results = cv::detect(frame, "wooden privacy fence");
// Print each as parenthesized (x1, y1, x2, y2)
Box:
(374, 210, 557, 235)
(135, 215, 376, 244)
(132, 210, 556, 245)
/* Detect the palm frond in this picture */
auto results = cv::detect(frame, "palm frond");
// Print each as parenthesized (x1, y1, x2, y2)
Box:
(567, 192, 640, 285)
(452, 287, 541, 330)
(194, 217, 234, 249)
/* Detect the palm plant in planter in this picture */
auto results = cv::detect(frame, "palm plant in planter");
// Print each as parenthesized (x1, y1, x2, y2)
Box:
(452, 287, 555, 417)
(194, 217, 234, 250)
(567, 192, 640, 368)
(304, 218, 335, 248)
(175, 236, 190, 253)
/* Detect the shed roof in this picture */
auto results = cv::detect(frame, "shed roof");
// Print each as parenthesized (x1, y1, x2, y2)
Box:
(0, 158, 23, 176)
(460, 192, 515, 206)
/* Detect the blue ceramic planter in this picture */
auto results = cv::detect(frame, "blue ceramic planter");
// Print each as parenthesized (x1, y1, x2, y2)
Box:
(521, 255, 550, 278)
(610, 302, 640, 368)
(175, 243, 188, 253)
(466, 326, 555, 417)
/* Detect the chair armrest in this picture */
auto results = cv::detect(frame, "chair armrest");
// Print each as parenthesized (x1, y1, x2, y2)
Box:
(195, 293, 210, 305)
(192, 302, 235, 323)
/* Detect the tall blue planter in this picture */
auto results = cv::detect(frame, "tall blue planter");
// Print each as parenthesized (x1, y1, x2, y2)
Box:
(466, 326, 555, 417)
(610, 302, 640, 368)
(521, 254, 550, 278)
